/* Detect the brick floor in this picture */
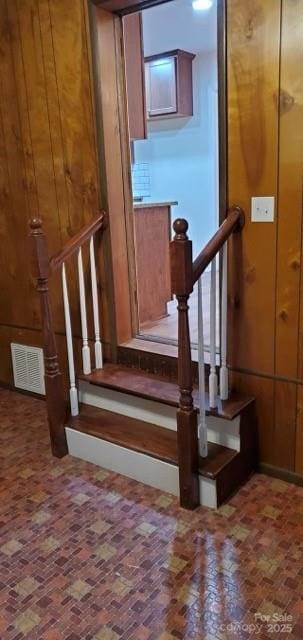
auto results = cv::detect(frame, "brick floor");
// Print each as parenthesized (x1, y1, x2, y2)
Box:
(1, 388, 303, 639)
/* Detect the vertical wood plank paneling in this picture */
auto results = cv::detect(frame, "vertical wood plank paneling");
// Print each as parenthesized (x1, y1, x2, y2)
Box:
(275, 0, 303, 379)
(0, 0, 34, 327)
(227, 0, 281, 374)
(6, 0, 39, 221)
(0, 37, 12, 320)
(231, 371, 275, 465)
(17, 0, 61, 251)
(38, 0, 70, 239)
(295, 384, 303, 474)
(17, 0, 70, 337)
(47, 0, 101, 337)
(0, 0, 103, 384)
(48, 0, 99, 233)
(92, 7, 132, 344)
(273, 381, 297, 470)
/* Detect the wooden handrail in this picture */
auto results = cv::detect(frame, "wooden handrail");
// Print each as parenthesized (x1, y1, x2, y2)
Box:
(29, 211, 107, 459)
(192, 205, 244, 284)
(29, 218, 68, 458)
(169, 204, 245, 509)
(50, 211, 106, 272)
(169, 218, 199, 509)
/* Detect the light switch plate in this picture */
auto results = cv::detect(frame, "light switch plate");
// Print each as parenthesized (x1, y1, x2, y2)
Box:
(251, 196, 275, 222)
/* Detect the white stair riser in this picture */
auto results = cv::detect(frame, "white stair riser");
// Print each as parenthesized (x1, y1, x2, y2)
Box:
(79, 381, 176, 429)
(66, 427, 217, 509)
(207, 415, 240, 452)
(79, 381, 240, 452)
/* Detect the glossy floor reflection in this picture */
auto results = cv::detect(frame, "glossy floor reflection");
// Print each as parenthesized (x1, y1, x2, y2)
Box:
(1, 388, 303, 639)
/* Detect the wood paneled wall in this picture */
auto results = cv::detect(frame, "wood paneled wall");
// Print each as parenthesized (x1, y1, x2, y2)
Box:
(0, 0, 113, 385)
(228, 0, 303, 474)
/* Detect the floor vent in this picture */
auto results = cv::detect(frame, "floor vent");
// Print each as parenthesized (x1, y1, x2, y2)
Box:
(11, 343, 45, 395)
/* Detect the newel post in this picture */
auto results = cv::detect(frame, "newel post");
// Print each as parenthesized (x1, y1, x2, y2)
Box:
(170, 219, 199, 509)
(29, 219, 68, 458)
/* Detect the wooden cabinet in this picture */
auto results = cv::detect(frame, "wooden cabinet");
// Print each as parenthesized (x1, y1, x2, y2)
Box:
(123, 13, 147, 140)
(133, 204, 174, 326)
(145, 50, 195, 119)
(123, 24, 195, 134)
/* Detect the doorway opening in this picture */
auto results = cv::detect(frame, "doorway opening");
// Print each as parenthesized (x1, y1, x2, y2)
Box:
(122, 0, 220, 352)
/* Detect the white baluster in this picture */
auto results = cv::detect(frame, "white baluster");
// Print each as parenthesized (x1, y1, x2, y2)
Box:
(90, 235, 103, 369)
(209, 256, 218, 408)
(220, 241, 228, 400)
(198, 277, 208, 458)
(78, 247, 91, 375)
(62, 263, 79, 416)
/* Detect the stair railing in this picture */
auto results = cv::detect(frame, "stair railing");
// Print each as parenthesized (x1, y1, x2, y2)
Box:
(170, 205, 245, 509)
(29, 212, 106, 458)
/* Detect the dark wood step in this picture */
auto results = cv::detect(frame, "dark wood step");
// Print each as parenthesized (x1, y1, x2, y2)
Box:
(68, 405, 178, 466)
(68, 405, 238, 480)
(79, 364, 254, 421)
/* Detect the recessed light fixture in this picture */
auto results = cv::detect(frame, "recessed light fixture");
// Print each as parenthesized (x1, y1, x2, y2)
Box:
(192, 0, 213, 10)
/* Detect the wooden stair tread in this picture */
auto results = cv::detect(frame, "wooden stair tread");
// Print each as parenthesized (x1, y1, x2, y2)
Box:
(68, 405, 178, 466)
(67, 405, 238, 480)
(79, 364, 254, 420)
(198, 445, 238, 478)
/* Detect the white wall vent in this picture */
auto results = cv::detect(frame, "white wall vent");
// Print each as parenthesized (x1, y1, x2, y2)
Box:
(11, 343, 45, 395)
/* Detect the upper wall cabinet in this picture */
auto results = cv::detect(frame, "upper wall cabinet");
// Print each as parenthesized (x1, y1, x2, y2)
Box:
(145, 50, 195, 119)
(123, 13, 147, 140)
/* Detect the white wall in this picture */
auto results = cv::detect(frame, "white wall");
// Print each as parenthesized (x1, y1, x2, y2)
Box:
(133, 51, 218, 258)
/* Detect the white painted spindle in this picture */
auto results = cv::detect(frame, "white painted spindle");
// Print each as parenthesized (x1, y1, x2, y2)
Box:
(78, 247, 91, 375)
(209, 256, 218, 408)
(220, 241, 228, 400)
(62, 263, 79, 416)
(90, 235, 103, 369)
(198, 277, 208, 457)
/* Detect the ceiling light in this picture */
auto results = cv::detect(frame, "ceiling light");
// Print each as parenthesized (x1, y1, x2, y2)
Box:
(192, 0, 213, 10)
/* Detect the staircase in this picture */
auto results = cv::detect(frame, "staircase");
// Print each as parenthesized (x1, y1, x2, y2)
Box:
(29, 205, 257, 511)
(66, 364, 256, 508)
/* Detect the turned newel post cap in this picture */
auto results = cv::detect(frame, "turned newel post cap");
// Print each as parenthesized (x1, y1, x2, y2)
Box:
(29, 218, 43, 233)
(173, 218, 189, 240)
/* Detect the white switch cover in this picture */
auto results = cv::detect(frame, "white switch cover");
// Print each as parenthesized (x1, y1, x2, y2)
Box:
(251, 196, 275, 222)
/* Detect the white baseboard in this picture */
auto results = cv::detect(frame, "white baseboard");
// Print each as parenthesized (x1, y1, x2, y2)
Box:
(66, 427, 217, 509)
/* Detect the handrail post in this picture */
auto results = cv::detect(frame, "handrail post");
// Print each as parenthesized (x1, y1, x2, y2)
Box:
(170, 219, 199, 509)
(29, 219, 68, 458)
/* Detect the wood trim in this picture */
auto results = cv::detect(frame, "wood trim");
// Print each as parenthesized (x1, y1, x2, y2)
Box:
(114, 16, 140, 337)
(258, 462, 303, 488)
(231, 365, 303, 387)
(118, 343, 213, 384)
(89, 6, 133, 346)
(88, 0, 228, 361)
(144, 49, 196, 63)
(91, 0, 173, 16)
(218, 0, 227, 225)
(0, 380, 47, 400)
(123, 12, 147, 140)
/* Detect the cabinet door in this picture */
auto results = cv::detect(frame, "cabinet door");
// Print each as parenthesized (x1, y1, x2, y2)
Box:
(123, 13, 147, 140)
(145, 57, 177, 117)
(134, 206, 171, 325)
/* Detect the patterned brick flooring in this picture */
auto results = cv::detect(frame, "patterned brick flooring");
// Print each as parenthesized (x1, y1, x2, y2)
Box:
(1, 389, 303, 639)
